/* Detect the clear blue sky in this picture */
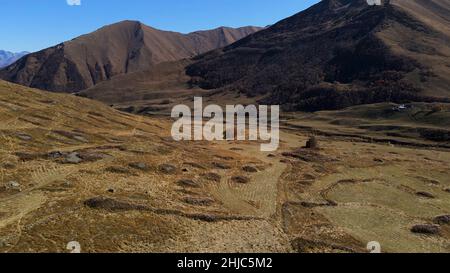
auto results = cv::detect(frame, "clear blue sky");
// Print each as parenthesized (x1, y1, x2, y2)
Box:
(1, 0, 319, 53)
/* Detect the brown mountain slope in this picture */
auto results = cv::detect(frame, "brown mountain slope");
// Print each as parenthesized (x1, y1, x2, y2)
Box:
(78, 59, 203, 113)
(0, 21, 261, 93)
(186, 0, 450, 111)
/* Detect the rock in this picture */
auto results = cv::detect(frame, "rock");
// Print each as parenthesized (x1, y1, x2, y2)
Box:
(65, 152, 82, 164)
(212, 162, 231, 170)
(411, 224, 440, 235)
(416, 176, 440, 185)
(73, 135, 88, 143)
(182, 196, 214, 206)
(62, 181, 72, 187)
(48, 151, 65, 159)
(267, 154, 276, 158)
(16, 152, 43, 161)
(1, 162, 16, 169)
(129, 162, 150, 171)
(105, 166, 130, 174)
(433, 215, 450, 225)
(231, 176, 250, 184)
(84, 197, 146, 211)
(5, 181, 21, 190)
(202, 173, 221, 183)
(303, 173, 316, 180)
(242, 166, 258, 173)
(177, 179, 200, 188)
(158, 164, 177, 174)
(416, 191, 435, 199)
(0, 239, 9, 248)
(77, 151, 110, 162)
(39, 99, 55, 104)
(444, 188, 450, 193)
(305, 136, 319, 149)
(216, 155, 234, 161)
(17, 133, 32, 141)
(107, 188, 115, 194)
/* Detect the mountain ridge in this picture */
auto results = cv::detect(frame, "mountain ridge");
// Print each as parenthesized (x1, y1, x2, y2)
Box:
(0, 50, 29, 68)
(0, 21, 262, 93)
(186, 0, 450, 111)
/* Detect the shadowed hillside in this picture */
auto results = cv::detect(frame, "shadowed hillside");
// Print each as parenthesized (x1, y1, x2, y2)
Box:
(186, 0, 450, 111)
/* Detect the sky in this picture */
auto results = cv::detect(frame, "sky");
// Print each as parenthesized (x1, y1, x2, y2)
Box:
(0, 0, 319, 53)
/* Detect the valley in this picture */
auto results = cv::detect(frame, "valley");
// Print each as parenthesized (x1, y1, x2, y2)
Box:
(1, 80, 449, 253)
(0, 0, 449, 254)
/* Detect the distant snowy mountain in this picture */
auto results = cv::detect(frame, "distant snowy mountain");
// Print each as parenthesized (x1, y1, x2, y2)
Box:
(0, 50, 28, 68)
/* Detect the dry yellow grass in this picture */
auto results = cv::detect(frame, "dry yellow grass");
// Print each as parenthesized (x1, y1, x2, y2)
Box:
(1, 80, 449, 253)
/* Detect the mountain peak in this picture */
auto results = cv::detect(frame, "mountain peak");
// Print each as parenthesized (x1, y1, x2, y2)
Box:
(0, 23, 261, 93)
(0, 50, 29, 68)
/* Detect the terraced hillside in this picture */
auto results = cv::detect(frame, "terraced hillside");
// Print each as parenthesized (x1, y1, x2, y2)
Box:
(0, 80, 291, 252)
(1, 80, 450, 253)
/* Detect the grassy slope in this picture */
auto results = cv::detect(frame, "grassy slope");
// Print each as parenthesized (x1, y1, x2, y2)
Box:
(1, 80, 449, 253)
(0, 80, 290, 253)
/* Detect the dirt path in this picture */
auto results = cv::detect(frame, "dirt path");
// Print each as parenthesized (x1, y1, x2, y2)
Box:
(207, 143, 287, 218)
(180, 140, 295, 253)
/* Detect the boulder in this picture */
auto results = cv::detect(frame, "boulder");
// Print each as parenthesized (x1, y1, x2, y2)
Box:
(177, 179, 200, 188)
(5, 181, 21, 190)
(416, 191, 435, 199)
(105, 166, 130, 174)
(1, 162, 16, 169)
(305, 136, 319, 149)
(73, 135, 88, 143)
(231, 176, 250, 184)
(242, 166, 258, 173)
(212, 162, 231, 170)
(433, 215, 450, 225)
(158, 164, 177, 174)
(182, 196, 214, 206)
(411, 224, 440, 235)
(202, 173, 222, 183)
(17, 133, 32, 141)
(84, 197, 146, 211)
(65, 152, 82, 164)
(129, 162, 150, 171)
(48, 151, 65, 159)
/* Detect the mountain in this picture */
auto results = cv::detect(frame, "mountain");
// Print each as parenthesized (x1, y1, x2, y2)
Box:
(186, 0, 450, 111)
(0, 21, 261, 93)
(0, 50, 28, 68)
